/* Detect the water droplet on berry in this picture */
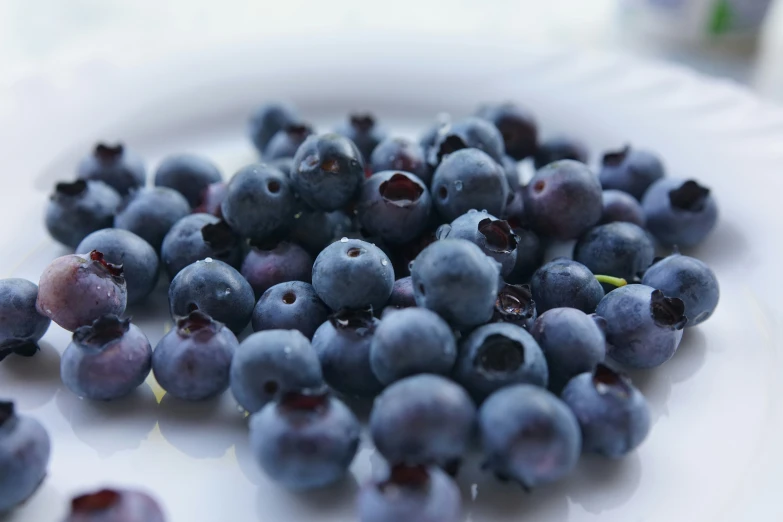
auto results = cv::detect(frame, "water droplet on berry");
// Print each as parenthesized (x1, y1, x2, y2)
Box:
(408, 260, 415, 271)
(205, 257, 213, 263)
(340, 237, 348, 243)
(294, 212, 303, 219)
(46, 309, 52, 315)
(454, 180, 463, 191)
(468, 209, 477, 214)
(435, 224, 451, 239)
(481, 209, 488, 213)
(225, 288, 231, 295)
(381, 259, 388, 266)
(107, 293, 111, 297)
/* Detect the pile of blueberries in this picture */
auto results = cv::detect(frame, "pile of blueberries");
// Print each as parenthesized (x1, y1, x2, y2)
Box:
(0, 101, 720, 521)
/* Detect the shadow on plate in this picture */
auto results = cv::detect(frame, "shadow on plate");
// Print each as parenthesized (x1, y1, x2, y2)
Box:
(683, 220, 749, 270)
(255, 474, 358, 522)
(0, 341, 61, 409)
(55, 382, 159, 458)
(566, 452, 643, 514)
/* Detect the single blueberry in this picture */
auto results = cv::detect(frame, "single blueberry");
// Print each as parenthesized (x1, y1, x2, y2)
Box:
(335, 113, 389, 161)
(241, 241, 313, 298)
(428, 117, 505, 167)
(193, 181, 227, 217)
(251, 281, 330, 339)
(370, 137, 430, 184)
(114, 187, 190, 251)
(160, 213, 243, 280)
(248, 102, 300, 153)
(264, 122, 315, 160)
(600, 189, 646, 227)
(573, 222, 655, 282)
(357, 171, 432, 245)
(530, 259, 604, 314)
(534, 136, 588, 169)
(642, 178, 718, 247)
(599, 145, 665, 200)
(64, 488, 166, 522)
(438, 211, 518, 278)
(491, 283, 537, 330)
(476, 103, 536, 161)
(77, 142, 145, 196)
(154, 153, 222, 208)
(0, 279, 51, 362)
(45, 179, 122, 249)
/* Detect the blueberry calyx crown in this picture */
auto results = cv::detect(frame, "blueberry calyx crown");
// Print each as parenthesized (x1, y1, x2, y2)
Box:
(669, 180, 711, 212)
(53, 179, 88, 199)
(476, 333, 524, 374)
(494, 283, 535, 325)
(0, 401, 15, 427)
(433, 134, 467, 165)
(328, 306, 375, 331)
(349, 113, 376, 133)
(602, 145, 631, 167)
(0, 339, 40, 362)
(89, 250, 124, 279)
(278, 389, 330, 413)
(94, 143, 124, 163)
(176, 310, 220, 338)
(379, 173, 424, 206)
(71, 489, 121, 513)
(201, 221, 238, 254)
(592, 363, 632, 399)
(649, 290, 687, 330)
(479, 218, 519, 254)
(379, 464, 431, 494)
(73, 314, 131, 348)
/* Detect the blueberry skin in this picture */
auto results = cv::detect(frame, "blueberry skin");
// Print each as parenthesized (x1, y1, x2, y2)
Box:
(530, 308, 606, 393)
(370, 308, 457, 385)
(152, 311, 238, 401)
(599, 146, 665, 201)
(437, 210, 518, 278)
(430, 148, 509, 222)
(596, 284, 686, 369)
(248, 102, 301, 153)
(193, 181, 227, 217)
(534, 136, 588, 169)
(230, 329, 323, 413)
(289, 210, 354, 257)
(370, 374, 476, 467)
(600, 189, 645, 227)
(36, 251, 127, 332)
(312, 309, 384, 398)
(264, 123, 315, 160)
(411, 239, 500, 330)
(45, 180, 122, 248)
(642, 254, 719, 327)
(357, 465, 462, 522)
(168, 259, 255, 334)
(221, 163, 295, 242)
(387, 276, 416, 309)
(0, 403, 50, 514)
(160, 213, 243, 279)
(530, 259, 604, 314)
(561, 365, 650, 458)
(312, 239, 394, 312)
(335, 113, 388, 161)
(154, 153, 222, 208)
(523, 160, 603, 240)
(476, 104, 536, 161)
(479, 384, 581, 487)
(114, 187, 190, 251)
(0, 279, 51, 362)
(573, 222, 655, 281)
(505, 226, 543, 285)
(61, 315, 152, 400)
(290, 133, 366, 211)
(63, 488, 166, 522)
(370, 137, 430, 184)
(252, 281, 330, 339)
(249, 392, 360, 491)
(641, 178, 718, 247)
(453, 322, 548, 403)
(429, 117, 506, 167)
(77, 143, 145, 196)
(241, 242, 313, 298)
(77, 229, 159, 305)
(357, 171, 432, 245)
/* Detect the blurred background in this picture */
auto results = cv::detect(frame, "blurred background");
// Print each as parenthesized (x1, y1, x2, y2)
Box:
(2, 0, 783, 101)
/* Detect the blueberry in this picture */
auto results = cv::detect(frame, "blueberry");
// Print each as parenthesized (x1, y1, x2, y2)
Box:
(641, 178, 718, 247)
(77, 143, 145, 196)
(0, 279, 51, 362)
(431, 148, 509, 222)
(36, 251, 127, 331)
(0, 402, 50, 514)
(370, 374, 476, 468)
(370, 307, 456, 385)
(428, 117, 505, 167)
(248, 102, 300, 153)
(220, 163, 295, 242)
(357, 171, 432, 245)
(505, 226, 543, 285)
(573, 222, 655, 282)
(230, 329, 322, 414)
(561, 364, 650, 458)
(289, 210, 354, 257)
(114, 187, 190, 251)
(168, 258, 254, 334)
(479, 384, 581, 488)
(312, 238, 394, 312)
(45, 180, 122, 248)
(193, 181, 227, 217)
(386, 276, 416, 310)
(61, 315, 152, 400)
(453, 322, 547, 403)
(596, 284, 686, 368)
(251, 281, 330, 339)
(335, 113, 388, 161)
(411, 239, 499, 330)
(152, 310, 238, 401)
(63, 488, 166, 522)
(249, 390, 360, 490)
(492, 283, 537, 330)
(534, 136, 588, 169)
(370, 137, 430, 184)
(77, 229, 159, 305)
(530, 308, 606, 393)
(600, 189, 646, 227)
(264, 123, 315, 160)
(642, 253, 719, 327)
(241, 241, 313, 298)
(599, 146, 665, 200)
(437, 211, 518, 278)
(160, 213, 243, 279)
(154, 154, 222, 208)
(357, 465, 462, 522)
(501, 155, 520, 191)
(523, 160, 602, 239)
(312, 308, 384, 398)
(290, 133, 365, 211)
(530, 259, 604, 314)
(476, 104, 536, 160)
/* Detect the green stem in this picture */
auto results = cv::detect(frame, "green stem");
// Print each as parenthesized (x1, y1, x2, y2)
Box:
(595, 275, 627, 288)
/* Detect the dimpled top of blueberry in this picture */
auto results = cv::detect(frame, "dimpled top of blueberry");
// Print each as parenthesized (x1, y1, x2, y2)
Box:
(72, 314, 131, 349)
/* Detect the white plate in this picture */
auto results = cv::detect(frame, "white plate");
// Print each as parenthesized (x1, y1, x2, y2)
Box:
(1, 37, 782, 522)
